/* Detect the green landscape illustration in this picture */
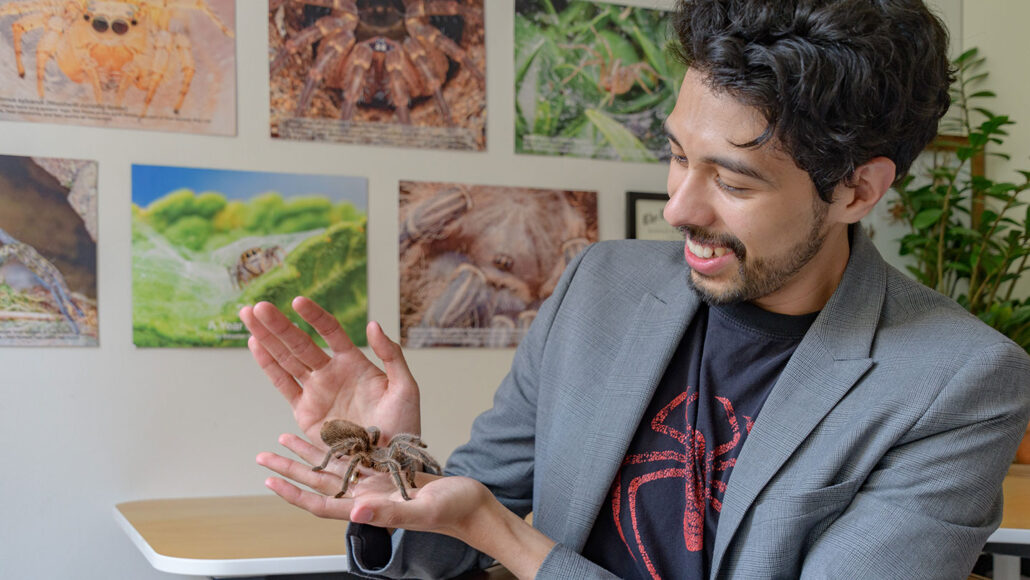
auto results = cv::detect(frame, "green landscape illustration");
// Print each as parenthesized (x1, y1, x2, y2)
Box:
(131, 165, 367, 347)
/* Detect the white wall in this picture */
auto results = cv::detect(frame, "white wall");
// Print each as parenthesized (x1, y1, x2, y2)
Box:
(0, 2, 670, 579)
(961, 0, 1030, 299)
(0, 1, 985, 579)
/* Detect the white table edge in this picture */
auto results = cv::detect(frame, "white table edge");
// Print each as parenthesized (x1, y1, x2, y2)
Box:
(987, 527, 1030, 545)
(113, 506, 351, 577)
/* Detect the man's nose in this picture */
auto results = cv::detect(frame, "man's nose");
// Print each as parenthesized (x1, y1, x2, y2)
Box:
(664, 169, 715, 228)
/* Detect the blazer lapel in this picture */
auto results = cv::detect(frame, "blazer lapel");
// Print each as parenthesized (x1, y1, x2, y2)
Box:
(562, 271, 700, 551)
(709, 228, 885, 578)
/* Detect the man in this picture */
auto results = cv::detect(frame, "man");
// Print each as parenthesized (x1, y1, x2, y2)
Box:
(241, 0, 1030, 578)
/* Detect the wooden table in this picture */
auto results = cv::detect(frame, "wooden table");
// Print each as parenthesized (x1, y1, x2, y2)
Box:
(116, 467, 1030, 579)
(985, 463, 1030, 580)
(114, 495, 351, 577)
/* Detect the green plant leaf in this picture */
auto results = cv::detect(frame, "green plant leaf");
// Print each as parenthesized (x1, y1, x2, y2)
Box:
(912, 208, 945, 229)
(955, 47, 980, 64)
(583, 108, 657, 163)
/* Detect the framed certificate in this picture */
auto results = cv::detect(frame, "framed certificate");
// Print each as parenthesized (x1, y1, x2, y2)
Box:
(626, 191, 682, 241)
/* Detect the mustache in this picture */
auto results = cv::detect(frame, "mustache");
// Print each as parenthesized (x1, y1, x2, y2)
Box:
(677, 225, 747, 259)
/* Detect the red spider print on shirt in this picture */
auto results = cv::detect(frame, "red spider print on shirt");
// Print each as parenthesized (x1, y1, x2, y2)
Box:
(609, 386, 754, 580)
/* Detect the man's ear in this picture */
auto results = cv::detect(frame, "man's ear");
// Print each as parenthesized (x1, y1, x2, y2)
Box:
(833, 156, 896, 224)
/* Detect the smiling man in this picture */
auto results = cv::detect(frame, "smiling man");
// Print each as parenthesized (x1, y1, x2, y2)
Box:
(663, 68, 871, 314)
(244, 1, 1030, 579)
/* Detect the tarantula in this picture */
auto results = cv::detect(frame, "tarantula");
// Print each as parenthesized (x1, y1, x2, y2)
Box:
(270, 0, 484, 125)
(312, 418, 441, 501)
(0, 0, 234, 116)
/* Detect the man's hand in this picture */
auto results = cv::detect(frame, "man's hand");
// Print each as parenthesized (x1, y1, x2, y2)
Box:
(257, 433, 556, 579)
(240, 297, 420, 444)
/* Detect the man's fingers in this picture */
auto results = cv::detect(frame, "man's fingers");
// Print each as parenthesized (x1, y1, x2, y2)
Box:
(292, 296, 358, 355)
(257, 451, 343, 497)
(241, 304, 317, 380)
(264, 477, 354, 520)
(349, 489, 436, 530)
(252, 301, 333, 372)
(247, 336, 303, 405)
(278, 432, 329, 466)
(367, 321, 417, 389)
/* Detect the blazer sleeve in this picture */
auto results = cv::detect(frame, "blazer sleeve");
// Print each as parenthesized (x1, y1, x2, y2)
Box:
(348, 244, 609, 578)
(799, 340, 1030, 580)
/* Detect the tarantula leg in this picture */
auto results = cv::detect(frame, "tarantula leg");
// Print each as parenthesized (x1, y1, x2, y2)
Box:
(312, 440, 354, 471)
(296, 0, 359, 9)
(396, 443, 441, 475)
(313, 448, 336, 472)
(271, 14, 355, 75)
(389, 434, 426, 447)
(297, 28, 359, 115)
(381, 459, 412, 501)
(334, 41, 372, 120)
(336, 454, 365, 498)
(404, 17, 483, 84)
(382, 40, 417, 124)
(0, 228, 82, 334)
(401, 37, 451, 125)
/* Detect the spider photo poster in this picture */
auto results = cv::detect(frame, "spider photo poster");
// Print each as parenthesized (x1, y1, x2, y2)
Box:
(515, 0, 684, 163)
(269, 0, 486, 151)
(131, 164, 368, 348)
(0, 154, 98, 347)
(0, 0, 237, 135)
(399, 180, 598, 348)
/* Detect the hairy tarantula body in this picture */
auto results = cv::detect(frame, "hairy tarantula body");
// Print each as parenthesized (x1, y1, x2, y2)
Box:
(312, 418, 441, 501)
(270, 0, 484, 126)
(0, 0, 234, 116)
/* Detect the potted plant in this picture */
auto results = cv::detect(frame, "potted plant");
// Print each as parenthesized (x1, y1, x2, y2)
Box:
(889, 48, 1030, 463)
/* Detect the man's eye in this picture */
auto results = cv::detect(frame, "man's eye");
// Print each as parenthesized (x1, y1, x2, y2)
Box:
(670, 153, 688, 166)
(715, 176, 746, 193)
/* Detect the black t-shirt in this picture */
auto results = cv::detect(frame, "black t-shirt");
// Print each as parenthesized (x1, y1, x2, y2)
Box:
(582, 302, 817, 579)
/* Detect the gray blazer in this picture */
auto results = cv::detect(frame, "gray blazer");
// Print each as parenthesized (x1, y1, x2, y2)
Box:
(349, 229, 1030, 579)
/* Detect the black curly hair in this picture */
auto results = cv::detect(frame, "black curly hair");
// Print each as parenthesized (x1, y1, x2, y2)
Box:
(673, 0, 954, 202)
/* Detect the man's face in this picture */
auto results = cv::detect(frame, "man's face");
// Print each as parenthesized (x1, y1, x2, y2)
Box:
(663, 69, 852, 314)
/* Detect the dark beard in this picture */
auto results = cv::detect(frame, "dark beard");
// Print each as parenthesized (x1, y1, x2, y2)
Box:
(682, 201, 830, 305)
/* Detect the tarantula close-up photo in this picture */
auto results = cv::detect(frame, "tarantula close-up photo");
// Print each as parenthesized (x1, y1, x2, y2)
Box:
(399, 182, 598, 348)
(269, 0, 485, 133)
(312, 418, 442, 501)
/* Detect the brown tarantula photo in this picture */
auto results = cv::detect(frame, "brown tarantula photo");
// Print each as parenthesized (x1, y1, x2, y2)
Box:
(312, 418, 442, 501)
(269, 0, 486, 149)
(399, 181, 598, 348)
